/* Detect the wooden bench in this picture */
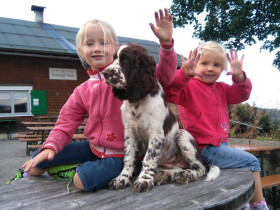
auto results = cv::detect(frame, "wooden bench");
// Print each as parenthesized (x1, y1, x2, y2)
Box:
(261, 174, 280, 210)
(0, 119, 17, 139)
(16, 133, 44, 156)
(15, 134, 42, 138)
(19, 138, 42, 142)
(27, 144, 42, 149)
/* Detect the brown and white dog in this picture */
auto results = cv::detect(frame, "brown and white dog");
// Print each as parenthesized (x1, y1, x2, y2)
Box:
(103, 43, 220, 193)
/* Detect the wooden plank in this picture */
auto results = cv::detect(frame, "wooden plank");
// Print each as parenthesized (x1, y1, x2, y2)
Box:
(16, 134, 42, 138)
(26, 125, 85, 131)
(22, 121, 56, 126)
(261, 174, 280, 189)
(19, 138, 42, 142)
(230, 144, 280, 153)
(27, 144, 42, 149)
(0, 168, 254, 210)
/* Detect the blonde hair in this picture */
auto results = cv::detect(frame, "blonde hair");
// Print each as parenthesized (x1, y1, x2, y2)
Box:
(195, 41, 228, 70)
(76, 19, 118, 69)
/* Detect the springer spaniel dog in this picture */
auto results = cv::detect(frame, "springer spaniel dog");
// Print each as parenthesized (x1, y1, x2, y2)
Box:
(103, 43, 220, 193)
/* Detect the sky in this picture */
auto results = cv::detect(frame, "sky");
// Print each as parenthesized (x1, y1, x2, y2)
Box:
(1, 0, 279, 109)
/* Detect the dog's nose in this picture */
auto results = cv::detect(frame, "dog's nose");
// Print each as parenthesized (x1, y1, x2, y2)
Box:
(102, 68, 112, 79)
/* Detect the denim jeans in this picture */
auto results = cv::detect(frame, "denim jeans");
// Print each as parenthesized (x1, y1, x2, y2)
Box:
(201, 142, 261, 172)
(33, 140, 124, 192)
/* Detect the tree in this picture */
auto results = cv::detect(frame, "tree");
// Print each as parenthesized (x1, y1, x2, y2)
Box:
(229, 103, 258, 138)
(257, 111, 272, 135)
(169, 0, 280, 71)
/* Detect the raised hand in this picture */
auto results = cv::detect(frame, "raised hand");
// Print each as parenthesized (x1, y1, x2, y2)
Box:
(226, 50, 245, 83)
(181, 50, 201, 77)
(149, 8, 173, 45)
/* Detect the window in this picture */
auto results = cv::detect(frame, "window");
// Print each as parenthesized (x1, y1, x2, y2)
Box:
(0, 86, 32, 117)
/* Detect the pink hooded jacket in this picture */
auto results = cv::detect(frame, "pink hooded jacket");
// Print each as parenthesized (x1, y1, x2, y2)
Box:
(42, 43, 178, 158)
(164, 68, 252, 148)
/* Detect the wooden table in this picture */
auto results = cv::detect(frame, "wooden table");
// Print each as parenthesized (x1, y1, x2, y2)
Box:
(0, 168, 254, 210)
(22, 121, 56, 126)
(230, 144, 280, 177)
(0, 119, 17, 139)
(26, 125, 85, 138)
(27, 125, 86, 131)
(34, 115, 58, 122)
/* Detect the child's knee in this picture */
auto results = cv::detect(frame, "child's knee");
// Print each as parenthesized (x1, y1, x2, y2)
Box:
(73, 172, 85, 190)
(29, 168, 47, 176)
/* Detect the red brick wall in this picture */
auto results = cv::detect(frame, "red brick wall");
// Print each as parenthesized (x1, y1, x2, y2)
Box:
(0, 54, 89, 116)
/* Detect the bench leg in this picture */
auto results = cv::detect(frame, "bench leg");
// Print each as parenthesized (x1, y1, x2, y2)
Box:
(272, 186, 277, 210)
(4, 122, 11, 140)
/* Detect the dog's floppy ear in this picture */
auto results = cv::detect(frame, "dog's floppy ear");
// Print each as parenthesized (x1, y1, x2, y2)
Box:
(125, 53, 157, 103)
(112, 88, 127, 101)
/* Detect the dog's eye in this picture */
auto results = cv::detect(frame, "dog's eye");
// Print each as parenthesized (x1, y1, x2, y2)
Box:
(122, 59, 129, 64)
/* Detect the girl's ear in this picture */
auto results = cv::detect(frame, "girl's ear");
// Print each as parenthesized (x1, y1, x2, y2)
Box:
(78, 47, 84, 58)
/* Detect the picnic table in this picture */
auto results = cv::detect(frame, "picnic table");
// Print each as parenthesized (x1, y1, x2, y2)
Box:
(230, 144, 280, 177)
(34, 115, 58, 122)
(0, 168, 254, 210)
(26, 125, 86, 138)
(21, 121, 56, 126)
(0, 119, 17, 139)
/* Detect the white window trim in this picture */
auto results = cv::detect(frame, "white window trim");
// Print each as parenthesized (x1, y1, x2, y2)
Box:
(0, 86, 33, 117)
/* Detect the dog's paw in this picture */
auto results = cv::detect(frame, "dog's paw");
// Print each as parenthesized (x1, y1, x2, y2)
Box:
(154, 171, 172, 186)
(109, 175, 132, 190)
(174, 169, 195, 184)
(133, 176, 154, 193)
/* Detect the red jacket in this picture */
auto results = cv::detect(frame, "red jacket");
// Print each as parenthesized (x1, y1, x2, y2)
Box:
(42, 43, 178, 158)
(164, 68, 252, 148)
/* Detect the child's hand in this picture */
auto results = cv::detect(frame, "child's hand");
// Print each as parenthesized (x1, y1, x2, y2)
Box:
(226, 50, 245, 83)
(149, 8, 173, 45)
(22, 149, 55, 172)
(181, 50, 201, 77)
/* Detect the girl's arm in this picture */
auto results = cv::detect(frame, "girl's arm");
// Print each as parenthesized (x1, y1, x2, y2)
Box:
(164, 67, 191, 105)
(150, 8, 177, 86)
(41, 87, 86, 155)
(226, 50, 252, 104)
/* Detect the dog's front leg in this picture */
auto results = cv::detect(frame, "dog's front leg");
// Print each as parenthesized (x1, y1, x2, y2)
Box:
(109, 133, 137, 190)
(133, 134, 163, 193)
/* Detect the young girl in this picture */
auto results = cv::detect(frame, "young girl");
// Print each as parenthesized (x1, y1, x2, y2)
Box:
(164, 41, 268, 210)
(21, 8, 178, 192)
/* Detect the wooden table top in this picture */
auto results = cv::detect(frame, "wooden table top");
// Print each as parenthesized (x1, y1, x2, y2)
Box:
(27, 125, 86, 131)
(22, 121, 56, 125)
(0, 168, 254, 210)
(230, 144, 280, 153)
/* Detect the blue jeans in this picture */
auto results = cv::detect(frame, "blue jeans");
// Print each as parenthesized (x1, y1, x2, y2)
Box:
(33, 140, 124, 192)
(201, 143, 261, 172)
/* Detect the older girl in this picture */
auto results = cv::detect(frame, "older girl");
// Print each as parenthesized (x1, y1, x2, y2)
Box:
(21, 8, 178, 192)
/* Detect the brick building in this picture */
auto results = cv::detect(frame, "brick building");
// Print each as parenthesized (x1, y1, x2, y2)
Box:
(0, 6, 180, 123)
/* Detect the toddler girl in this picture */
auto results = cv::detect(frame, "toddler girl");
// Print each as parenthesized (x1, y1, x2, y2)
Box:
(164, 41, 268, 210)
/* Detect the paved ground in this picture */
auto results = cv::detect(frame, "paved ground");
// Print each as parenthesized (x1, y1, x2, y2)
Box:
(0, 138, 31, 186)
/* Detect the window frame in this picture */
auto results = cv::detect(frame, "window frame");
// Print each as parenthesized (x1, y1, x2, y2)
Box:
(0, 86, 33, 117)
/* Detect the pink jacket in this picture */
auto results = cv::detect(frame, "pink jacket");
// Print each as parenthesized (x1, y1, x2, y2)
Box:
(42, 43, 178, 158)
(164, 68, 252, 148)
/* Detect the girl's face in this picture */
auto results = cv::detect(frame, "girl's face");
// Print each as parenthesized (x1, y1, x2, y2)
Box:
(195, 50, 224, 84)
(80, 24, 117, 70)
